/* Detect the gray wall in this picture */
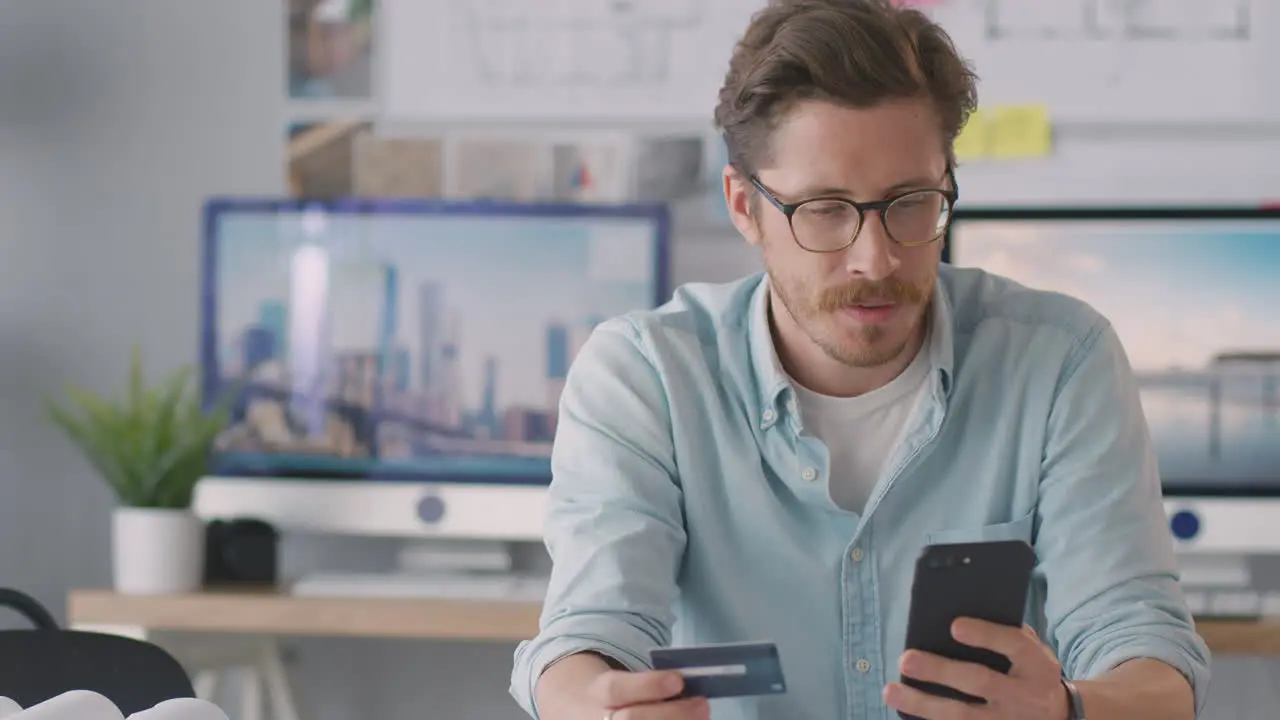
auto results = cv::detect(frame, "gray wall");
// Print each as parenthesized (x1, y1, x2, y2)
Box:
(0, 2, 1276, 719)
(0, 0, 277, 612)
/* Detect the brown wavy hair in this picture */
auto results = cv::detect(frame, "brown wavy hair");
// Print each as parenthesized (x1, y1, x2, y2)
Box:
(713, 0, 979, 175)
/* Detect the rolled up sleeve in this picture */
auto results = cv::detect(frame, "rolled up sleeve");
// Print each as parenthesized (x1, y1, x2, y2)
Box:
(1035, 319, 1212, 716)
(509, 318, 685, 718)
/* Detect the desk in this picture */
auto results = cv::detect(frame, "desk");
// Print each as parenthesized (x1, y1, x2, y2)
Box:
(67, 589, 1280, 719)
(1194, 618, 1280, 655)
(68, 588, 541, 642)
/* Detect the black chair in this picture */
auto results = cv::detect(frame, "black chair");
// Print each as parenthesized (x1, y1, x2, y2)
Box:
(0, 588, 195, 715)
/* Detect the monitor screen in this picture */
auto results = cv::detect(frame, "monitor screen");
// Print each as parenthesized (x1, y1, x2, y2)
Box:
(201, 198, 669, 486)
(947, 211, 1280, 497)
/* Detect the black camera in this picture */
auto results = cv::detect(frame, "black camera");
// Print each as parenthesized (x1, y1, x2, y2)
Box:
(204, 518, 279, 587)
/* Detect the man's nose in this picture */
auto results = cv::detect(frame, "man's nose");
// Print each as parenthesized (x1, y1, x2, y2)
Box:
(842, 215, 900, 281)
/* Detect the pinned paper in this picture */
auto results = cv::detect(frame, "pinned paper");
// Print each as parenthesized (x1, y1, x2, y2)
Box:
(988, 104, 1053, 159)
(953, 109, 990, 160)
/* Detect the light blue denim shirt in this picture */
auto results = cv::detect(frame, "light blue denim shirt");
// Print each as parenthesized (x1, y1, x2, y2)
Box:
(510, 264, 1211, 720)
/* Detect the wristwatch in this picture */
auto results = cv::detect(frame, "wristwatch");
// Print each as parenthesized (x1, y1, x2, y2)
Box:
(1061, 678, 1086, 720)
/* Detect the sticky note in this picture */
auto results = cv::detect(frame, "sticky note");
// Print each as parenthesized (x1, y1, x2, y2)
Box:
(953, 109, 989, 160)
(988, 104, 1053, 159)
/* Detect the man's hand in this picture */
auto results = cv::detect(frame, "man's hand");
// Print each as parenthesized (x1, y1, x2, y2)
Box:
(535, 652, 710, 720)
(587, 669, 710, 719)
(883, 619, 1071, 720)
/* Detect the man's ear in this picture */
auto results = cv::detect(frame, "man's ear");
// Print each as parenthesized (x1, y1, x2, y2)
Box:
(722, 165, 762, 246)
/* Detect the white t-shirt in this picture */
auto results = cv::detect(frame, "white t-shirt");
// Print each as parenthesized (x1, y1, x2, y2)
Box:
(789, 342, 933, 514)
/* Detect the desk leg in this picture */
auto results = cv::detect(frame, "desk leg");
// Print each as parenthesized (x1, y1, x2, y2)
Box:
(192, 671, 220, 702)
(181, 638, 302, 720)
(259, 641, 302, 720)
(241, 666, 263, 720)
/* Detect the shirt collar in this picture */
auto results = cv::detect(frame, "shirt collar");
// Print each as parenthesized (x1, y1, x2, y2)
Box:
(746, 272, 956, 429)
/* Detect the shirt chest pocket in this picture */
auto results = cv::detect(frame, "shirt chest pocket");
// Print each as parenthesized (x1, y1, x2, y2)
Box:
(925, 510, 1036, 546)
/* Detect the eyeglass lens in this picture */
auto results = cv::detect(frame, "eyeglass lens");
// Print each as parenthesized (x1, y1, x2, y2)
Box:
(791, 190, 952, 251)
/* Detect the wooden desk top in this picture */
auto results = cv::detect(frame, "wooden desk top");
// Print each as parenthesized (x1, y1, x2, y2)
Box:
(67, 588, 542, 643)
(67, 589, 1280, 655)
(1194, 617, 1280, 655)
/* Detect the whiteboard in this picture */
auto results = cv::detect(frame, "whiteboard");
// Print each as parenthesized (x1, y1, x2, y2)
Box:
(381, 0, 1280, 124)
(953, 127, 1280, 205)
(381, 0, 758, 122)
(932, 0, 1280, 123)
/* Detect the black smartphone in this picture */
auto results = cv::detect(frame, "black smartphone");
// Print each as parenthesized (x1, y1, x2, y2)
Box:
(898, 539, 1037, 720)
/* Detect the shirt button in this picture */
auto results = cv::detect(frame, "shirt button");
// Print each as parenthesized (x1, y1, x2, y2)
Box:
(801, 467, 817, 481)
(850, 547, 864, 563)
(762, 408, 776, 423)
(856, 658, 871, 673)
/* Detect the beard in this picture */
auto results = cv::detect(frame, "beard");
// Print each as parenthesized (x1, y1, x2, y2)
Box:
(768, 265, 935, 369)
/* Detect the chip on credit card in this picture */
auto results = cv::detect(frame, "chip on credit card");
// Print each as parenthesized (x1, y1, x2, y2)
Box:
(649, 641, 787, 699)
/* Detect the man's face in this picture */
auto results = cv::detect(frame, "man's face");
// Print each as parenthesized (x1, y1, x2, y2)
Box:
(724, 98, 948, 370)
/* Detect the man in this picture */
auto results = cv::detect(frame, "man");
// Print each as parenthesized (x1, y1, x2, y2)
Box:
(510, 1, 1211, 718)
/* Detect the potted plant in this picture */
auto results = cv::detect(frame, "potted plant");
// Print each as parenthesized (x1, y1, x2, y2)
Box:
(45, 346, 233, 595)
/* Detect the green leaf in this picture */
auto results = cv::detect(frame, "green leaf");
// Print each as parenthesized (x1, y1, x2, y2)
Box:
(46, 398, 128, 495)
(43, 348, 229, 509)
(128, 345, 144, 419)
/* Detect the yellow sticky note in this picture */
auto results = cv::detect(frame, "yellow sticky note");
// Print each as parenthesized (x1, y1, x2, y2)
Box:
(953, 109, 989, 160)
(988, 104, 1053, 159)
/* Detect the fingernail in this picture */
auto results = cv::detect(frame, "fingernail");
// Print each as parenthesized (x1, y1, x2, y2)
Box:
(665, 672, 683, 693)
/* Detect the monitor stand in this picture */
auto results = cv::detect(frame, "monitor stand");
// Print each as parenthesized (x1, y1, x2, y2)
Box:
(289, 538, 550, 601)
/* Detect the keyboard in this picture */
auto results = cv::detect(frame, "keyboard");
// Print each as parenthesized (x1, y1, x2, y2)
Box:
(1181, 587, 1280, 618)
(290, 571, 550, 601)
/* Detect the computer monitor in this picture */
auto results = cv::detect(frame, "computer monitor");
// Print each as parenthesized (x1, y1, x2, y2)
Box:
(946, 208, 1280, 559)
(193, 198, 670, 546)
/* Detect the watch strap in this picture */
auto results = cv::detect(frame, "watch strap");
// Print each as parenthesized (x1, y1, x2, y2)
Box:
(1061, 678, 1086, 720)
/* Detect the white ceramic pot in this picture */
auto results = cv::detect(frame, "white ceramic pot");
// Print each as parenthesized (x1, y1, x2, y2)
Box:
(111, 507, 205, 595)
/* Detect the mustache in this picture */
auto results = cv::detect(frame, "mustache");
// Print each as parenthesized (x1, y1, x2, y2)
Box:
(817, 278, 928, 312)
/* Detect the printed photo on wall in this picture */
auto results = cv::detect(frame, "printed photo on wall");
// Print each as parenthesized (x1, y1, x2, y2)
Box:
(549, 139, 633, 204)
(287, 121, 444, 199)
(352, 131, 445, 198)
(288, 0, 376, 100)
(450, 135, 637, 204)
(287, 120, 370, 197)
(449, 138, 551, 202)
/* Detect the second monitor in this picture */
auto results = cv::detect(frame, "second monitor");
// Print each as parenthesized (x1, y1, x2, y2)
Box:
(947, 207, 1280, 558)
(194, 198, 671, 547)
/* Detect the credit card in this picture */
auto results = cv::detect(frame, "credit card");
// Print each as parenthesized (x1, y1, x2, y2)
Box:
(649, 641, 787, 699)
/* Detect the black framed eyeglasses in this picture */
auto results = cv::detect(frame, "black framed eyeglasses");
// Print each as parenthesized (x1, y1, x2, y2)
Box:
(748, 168, 959, 253)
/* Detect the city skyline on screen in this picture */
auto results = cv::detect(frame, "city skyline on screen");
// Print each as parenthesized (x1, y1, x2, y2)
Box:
(215, 212, 657, 410)
(204, 206, 663, 480)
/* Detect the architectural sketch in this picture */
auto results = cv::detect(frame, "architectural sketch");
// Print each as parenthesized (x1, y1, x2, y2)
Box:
(984, 0, 1251, 41)
(460, 0, 704, 85)
(1111, 0, 1251, 40)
